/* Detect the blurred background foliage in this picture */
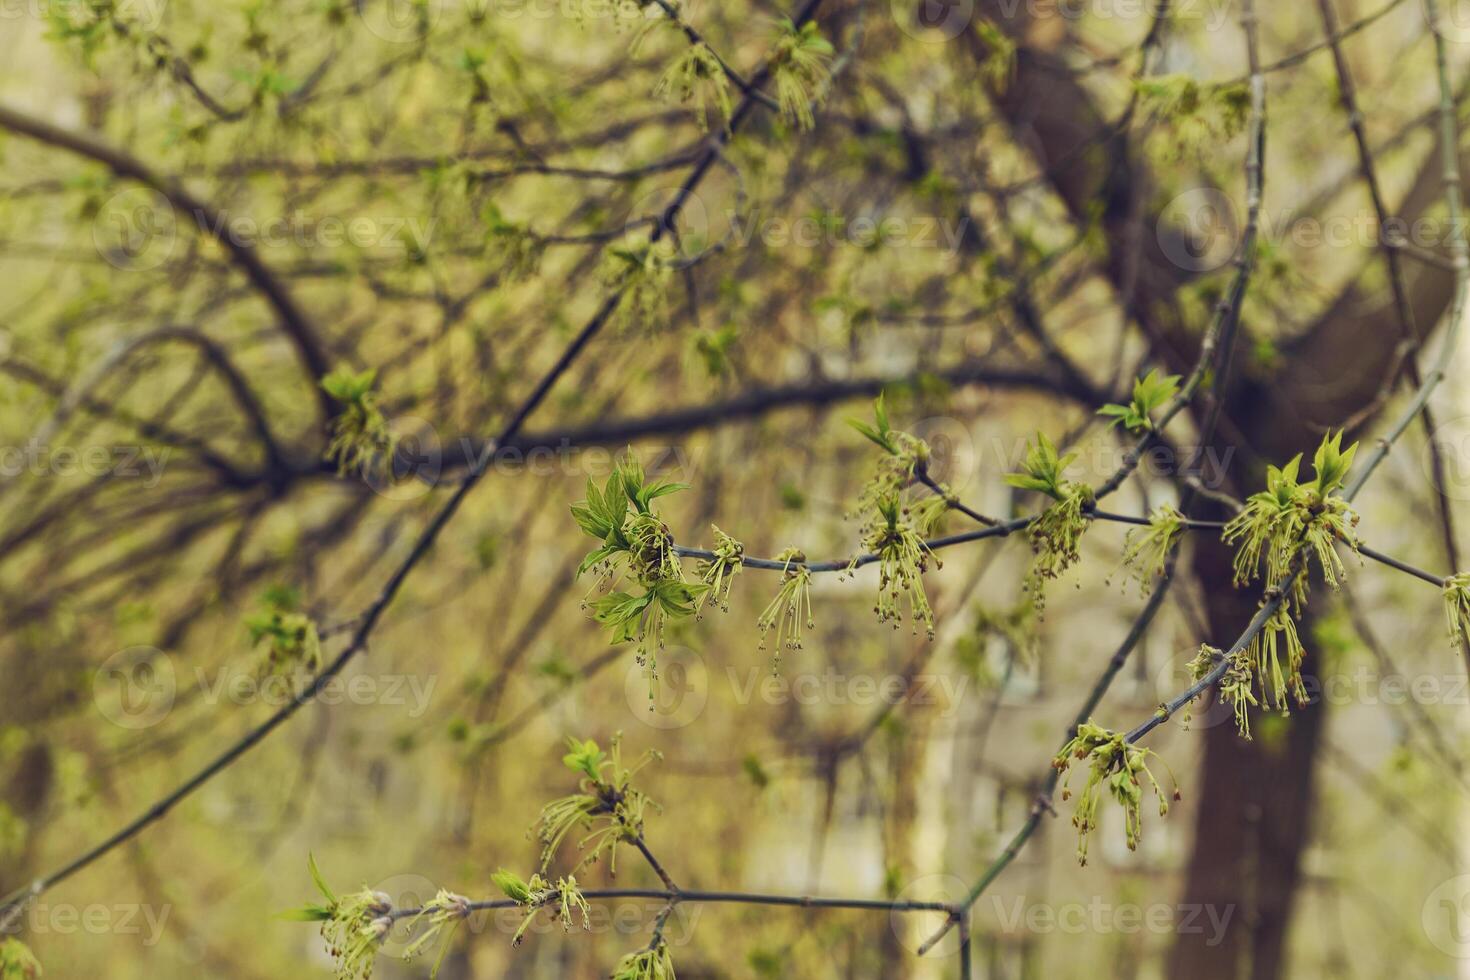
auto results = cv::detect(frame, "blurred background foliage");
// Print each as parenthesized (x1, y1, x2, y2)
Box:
(0, 0, 1468, 977)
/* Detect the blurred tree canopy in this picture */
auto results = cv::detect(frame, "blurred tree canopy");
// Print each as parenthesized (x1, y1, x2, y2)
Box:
(2, 0, 1470, 977)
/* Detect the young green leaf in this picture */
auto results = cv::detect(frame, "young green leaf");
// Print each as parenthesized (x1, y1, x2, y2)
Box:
(1096, 368, 1180, 432)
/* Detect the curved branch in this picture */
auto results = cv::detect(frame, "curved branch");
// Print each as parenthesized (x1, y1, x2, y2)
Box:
(0, 102, 335, 419)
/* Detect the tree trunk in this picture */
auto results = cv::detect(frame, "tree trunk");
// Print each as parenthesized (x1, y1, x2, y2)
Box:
(1166, 529, 1328, 979)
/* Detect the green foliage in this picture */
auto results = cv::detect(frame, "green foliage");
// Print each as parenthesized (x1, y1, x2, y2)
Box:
(532, 733, 661, 877)
(1217, 434, 1361, 729)
(654, 42, 732, 132)
(958, 600, 1039, 674)
(285, 859, 393, 980)
(322, 368, 396, 479)
(741, 753, 771, 789)
(612, 942, 677, 980)
(245, 590, 321, 676)
(847, 394, 937, 519)
(1008, 434, 1093, 609)
(1310, 429, 1358, 497)
(1443, 572, 1470, 649)
(601, 239, 676, 331)
(1136, 74, 1252, 160)
(492, 868, 534, 904)
(562, 736, 608, 781)
(757, 548, 814, 668)
(974, 19, 1016, 91)
(573, 454, 705, 695)
(1003, 431, 1074, 500)
(0, 801, 26, 860)
(846, 392, 899, 455)
(590, 581, 703, 650)
(851, 493, 939, 638)
(0, 939, 41, 980)
(1222, 432, 1361, 597)
(1118, 504, 1184, 594)
(1054, 722, 1177, 866)
(44, 1, 123, 64)
(481, 203, 545, 281)
(690, 326, 739, 377)
(1097, 369, 1180, 433)
(493, 871, 591, 946)
(770, 19, 833, 131)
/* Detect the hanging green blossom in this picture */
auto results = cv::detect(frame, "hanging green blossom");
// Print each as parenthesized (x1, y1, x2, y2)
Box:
(601, 239, 676, 332)
(757, 548, 814, 669)
(532, 733, 661, 877)
(322, 367, 396, 479)
(1118, 504, 1185, 594)
(1054, 722, 1178, 866)
(695, 525, 744, 615)
(1006, 433, 1094, 610)
(573, 454, 706, 697)
(1444, 572, 1470, 650)
(851, 493, 939, 638)
(245, 589, 321, 676)
(481, 203, 544, 281)
(847, 393, 934, 516)
(1222, 431, 1360, 601)
(770, 18, 833, 130)
(284, 857, 394, 980)
(491, 871, 591, 946)
(654, 43, 732, 132)
(1219, 650, 1259, 740)
(402, 891, 472, 977)
(611, 942, 677, 980)
(1251, 606, 1308, 713)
